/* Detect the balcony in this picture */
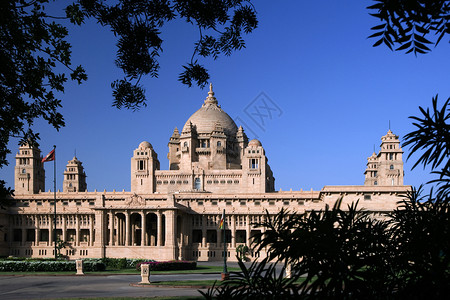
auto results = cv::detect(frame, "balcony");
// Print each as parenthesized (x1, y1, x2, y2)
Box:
(195, 147, 211, 155)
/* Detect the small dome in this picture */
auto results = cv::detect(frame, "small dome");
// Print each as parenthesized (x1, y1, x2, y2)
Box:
(139, 141, 153, 149)
(248, 139, 262, 147)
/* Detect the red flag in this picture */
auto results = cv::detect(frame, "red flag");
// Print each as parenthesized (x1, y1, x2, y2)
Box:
(42, 149, 55, 163)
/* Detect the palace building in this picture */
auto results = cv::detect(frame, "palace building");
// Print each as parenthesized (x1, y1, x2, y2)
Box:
(0, 85, 410, 261)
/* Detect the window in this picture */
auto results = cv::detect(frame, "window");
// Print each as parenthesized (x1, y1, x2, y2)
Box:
(184, 142, 188, 147)
(390, 165, 394, 170)
(138, 160, 145, 170)
(374, 181, 378, 185)
(389, 153, 394, 160)
(22, 169, 26, 173)
(373, 171, 377, 177)
(217, 141, 221, 147)
(364, 194, 371, 200)
(249, 158, 259, 169)
(194, 178, 201, 190)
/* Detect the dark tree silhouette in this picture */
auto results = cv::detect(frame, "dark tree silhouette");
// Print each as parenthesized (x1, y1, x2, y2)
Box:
(368, 0, 450, 54)
(0, 0, 257, 199)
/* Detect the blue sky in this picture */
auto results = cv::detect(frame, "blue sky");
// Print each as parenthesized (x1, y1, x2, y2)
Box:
(1, 1, 449, 193)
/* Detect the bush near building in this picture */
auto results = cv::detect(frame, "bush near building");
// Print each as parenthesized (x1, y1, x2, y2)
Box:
(136, 260, 197, 271)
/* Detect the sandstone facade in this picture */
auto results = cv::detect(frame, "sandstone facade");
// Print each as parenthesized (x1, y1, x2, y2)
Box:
(0, 85, 410, 261)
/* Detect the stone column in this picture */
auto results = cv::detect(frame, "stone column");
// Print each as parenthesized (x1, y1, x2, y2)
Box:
(164, 210, 176, 260)
(89, 215, 94, 246)
(141, 211, 146, 246)
(109, 212, 114, 246)
(246, 214, 251, 247)
(157, 211, 163, 247)
(94, 211, 104, 248)
(35, 215, 40, 246)
(125, 211, 130, 246)
(131, 218, 135, 246)
(49, 215, 53, 247)
(75, 215, 80, 247)
(231, 214, 236, 248)
(62, 215, 67, 242)
(201, 215, 207, 248)
(118, 215, 122, 246)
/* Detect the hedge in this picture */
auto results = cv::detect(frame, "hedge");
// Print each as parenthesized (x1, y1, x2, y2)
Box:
(95, 258, 153, 269)
(0, 260, 105, 272)
(136, 260, 196, 271)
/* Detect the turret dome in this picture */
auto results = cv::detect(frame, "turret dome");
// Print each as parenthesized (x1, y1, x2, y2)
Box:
(248, 139, 262, 147)
(139, 141, 153, 149)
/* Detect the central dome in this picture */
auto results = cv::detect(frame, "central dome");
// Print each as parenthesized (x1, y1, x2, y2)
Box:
(182, 84, 238, 136)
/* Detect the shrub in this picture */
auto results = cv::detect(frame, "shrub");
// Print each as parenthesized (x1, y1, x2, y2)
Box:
(136, 260, 196, 271)
(100, 258, 150, 269)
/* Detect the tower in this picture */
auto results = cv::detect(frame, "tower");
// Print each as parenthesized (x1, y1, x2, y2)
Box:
(14, 143, 45, 194)
(63, 156, 87, 192)
(242, 139, 275, 192)
(364, 130, 404, 186)
(167, 127, 181, 170)
(131, 141, 160, 193)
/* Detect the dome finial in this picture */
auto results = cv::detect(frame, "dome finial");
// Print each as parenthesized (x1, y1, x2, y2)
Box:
(204, 82, 218, 105)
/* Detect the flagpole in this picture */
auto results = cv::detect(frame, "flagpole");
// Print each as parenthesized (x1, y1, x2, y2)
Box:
(53, 145, 57, 260)
(222, 208, 228, 278)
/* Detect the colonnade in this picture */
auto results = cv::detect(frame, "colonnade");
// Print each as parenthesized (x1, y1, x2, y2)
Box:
(106, 210, 176, 247)
(8, 214, 95, 247)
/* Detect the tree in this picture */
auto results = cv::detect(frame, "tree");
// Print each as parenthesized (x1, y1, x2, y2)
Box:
(0, 0, 257, 198)
(368, 0, 450, 54)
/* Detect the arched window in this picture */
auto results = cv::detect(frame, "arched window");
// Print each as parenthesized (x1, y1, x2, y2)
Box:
(374, 181, 378, 185)
(217, 141, 221, 147)
(390, 165, 394, 170)
(194, 178, 201, 190)
(184, 142, 188, 147)
(22, 169, 26, 174)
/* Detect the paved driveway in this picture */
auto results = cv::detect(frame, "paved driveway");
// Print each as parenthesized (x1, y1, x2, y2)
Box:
(0, 273, 219, 300)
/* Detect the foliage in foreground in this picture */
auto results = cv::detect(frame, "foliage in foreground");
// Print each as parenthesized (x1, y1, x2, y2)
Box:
(203, 96, 450, 299)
